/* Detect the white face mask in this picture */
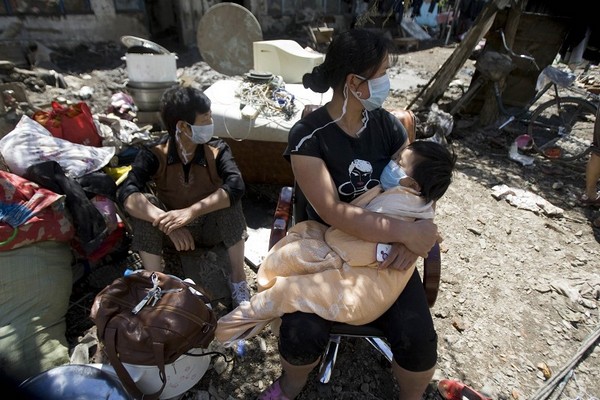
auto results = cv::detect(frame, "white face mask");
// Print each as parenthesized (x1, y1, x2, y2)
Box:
(353, 74, 391, 111)
(188, 122, 213, 144)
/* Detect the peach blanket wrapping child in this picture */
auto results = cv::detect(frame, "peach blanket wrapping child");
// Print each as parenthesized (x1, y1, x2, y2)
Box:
(215, 185, 434, 346)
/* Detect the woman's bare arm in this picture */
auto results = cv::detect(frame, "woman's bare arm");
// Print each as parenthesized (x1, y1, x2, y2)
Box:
(291, 154, 438, 258)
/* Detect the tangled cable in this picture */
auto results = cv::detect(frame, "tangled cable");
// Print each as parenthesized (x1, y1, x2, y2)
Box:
(236, 77, 297, 120)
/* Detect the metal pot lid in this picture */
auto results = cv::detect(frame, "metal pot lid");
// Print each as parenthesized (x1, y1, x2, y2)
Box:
(121, 35, 171, 55)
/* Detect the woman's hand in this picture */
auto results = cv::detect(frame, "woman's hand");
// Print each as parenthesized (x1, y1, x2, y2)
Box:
(167, 227, 195, 251)
(379, 243, 419, 271)
(153, 208, 195, 235)
(402, 219, 439, 258)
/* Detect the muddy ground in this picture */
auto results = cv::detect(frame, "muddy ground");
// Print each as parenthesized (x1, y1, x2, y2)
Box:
(6, 35, 600, 400)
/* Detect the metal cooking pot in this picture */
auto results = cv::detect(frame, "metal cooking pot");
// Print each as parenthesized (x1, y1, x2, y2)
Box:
(127, 80, 178, 89)
(122, 53, 178, 83)
(126, 82, 178, 112)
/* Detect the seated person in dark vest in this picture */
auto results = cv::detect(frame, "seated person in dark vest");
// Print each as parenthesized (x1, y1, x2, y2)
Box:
(117, 86, 250, 308)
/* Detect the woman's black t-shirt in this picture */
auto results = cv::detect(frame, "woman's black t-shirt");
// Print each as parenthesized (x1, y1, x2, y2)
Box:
(284, 106, 407, 223)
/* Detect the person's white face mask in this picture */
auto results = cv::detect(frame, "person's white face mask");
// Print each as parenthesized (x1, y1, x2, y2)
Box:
(188, 122, 213, 144)
(353, 74, 391, 111)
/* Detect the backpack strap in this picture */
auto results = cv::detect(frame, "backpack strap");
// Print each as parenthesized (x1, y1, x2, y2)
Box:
(105, 327, 166, 400)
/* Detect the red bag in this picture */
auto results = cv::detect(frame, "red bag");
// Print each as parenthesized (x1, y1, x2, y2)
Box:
(33, 101, 102, 147)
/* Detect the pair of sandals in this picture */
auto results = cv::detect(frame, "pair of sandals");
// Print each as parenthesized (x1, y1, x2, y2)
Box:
(257, 378, 490, 400)
(580, 192, 600, 207)
(437, 379, 491, 400)
(257, 379, 289, 400)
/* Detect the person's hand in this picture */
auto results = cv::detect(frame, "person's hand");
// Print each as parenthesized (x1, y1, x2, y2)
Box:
(153, 208, 195, 235)
(167, 227, 195, 251)
(379, 243, 419, 271)
(402, 219, 439, 258)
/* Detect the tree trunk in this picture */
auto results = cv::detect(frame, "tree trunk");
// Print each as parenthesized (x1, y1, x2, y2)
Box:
(479, 0, 527, 125)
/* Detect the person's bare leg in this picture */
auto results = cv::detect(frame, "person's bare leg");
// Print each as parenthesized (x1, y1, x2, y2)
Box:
(138, 250, 163, 271)
(227, 239, 246, 283)
(585, 153, 600, 199)
(392, 360, 436, 400)
(227, 239, 250, 307)
(278, 356, 321, 399)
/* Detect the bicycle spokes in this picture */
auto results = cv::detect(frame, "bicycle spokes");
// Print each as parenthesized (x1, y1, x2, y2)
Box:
(527, 97, 596, 161)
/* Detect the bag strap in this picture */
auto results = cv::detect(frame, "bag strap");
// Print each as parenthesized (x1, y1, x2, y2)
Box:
(105, 327, 166, 400)
(185, 350, 232, 363)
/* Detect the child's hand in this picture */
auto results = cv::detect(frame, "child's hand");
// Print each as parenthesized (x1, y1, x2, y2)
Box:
(378, 243, 419, 271)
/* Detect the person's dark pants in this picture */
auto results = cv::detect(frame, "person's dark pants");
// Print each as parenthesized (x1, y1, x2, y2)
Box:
(278, 268, 438, 372)
(128, 194, 247, 256)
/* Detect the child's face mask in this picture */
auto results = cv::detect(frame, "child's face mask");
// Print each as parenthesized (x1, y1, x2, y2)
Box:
(380, 160, 409, 190)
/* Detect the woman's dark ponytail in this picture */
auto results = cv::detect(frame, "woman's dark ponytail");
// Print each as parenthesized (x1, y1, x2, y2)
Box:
(302, 29, 391, 94)
(302, 64, 330, 93)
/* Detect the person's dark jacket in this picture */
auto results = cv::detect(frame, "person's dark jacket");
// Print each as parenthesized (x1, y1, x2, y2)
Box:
(117, 134, 245, 210)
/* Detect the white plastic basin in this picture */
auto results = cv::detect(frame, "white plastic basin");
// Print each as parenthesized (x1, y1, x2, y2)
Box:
(92, 347, 210, 399)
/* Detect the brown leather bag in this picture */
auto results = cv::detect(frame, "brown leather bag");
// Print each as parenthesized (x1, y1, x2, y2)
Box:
(90, 270, 217, 399)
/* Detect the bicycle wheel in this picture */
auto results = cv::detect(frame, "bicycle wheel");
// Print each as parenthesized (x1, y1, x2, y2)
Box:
(527, 96, 596, 162)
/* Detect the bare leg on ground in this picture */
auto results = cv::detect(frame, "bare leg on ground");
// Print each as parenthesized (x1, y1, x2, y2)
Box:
(585, 153, 600, 200)
(278, 356, 321, 399)
(392, 361, 436, 400)
(227, 239, 246, 283)
(138, 250, 163, 271)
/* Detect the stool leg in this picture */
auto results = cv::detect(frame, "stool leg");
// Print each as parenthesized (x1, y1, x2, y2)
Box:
(365, 337, 393, 363)
(318, 335, 341, 384)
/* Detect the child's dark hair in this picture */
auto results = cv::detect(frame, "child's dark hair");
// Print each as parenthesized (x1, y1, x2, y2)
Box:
(409, 141, 457, 203)
(302, 28, 393, 93)
(159, 86, 211, 136)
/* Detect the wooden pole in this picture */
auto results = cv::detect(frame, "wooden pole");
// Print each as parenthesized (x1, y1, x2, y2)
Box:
(408, 0, 510, 111)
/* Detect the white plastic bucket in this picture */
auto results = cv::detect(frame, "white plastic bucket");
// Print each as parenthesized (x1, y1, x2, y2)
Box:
(123, 53, 178, 83)
(92, 347, 211, 399)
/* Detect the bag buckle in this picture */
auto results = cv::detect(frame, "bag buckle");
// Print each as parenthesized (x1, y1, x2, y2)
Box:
(131, 273, 182, 314)
(131, 273, 161, 314)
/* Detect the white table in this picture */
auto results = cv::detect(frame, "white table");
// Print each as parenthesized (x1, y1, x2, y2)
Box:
(204, 79, 332, 184)
(205, 79, 332, 143)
